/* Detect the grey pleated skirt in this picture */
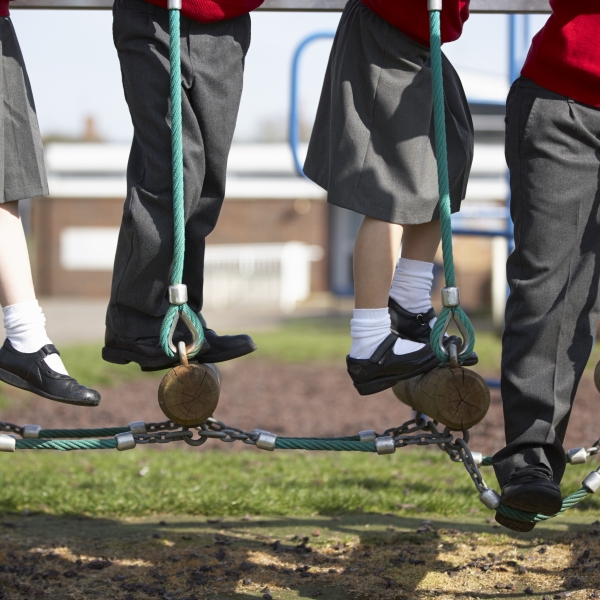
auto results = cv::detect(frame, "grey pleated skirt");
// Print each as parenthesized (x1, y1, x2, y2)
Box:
(0, 18, 48, 204)
(303, 0, 474, 225)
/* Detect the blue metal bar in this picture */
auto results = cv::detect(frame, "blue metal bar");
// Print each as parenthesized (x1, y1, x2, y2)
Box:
(289, 32, 335, 179)
(452, 228, 513, 238)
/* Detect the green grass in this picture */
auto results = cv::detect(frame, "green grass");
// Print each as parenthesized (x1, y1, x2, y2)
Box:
(0, 448, 598, 518)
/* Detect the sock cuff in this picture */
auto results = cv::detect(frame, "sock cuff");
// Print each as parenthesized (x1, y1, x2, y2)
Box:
(397, 258, 434, 276)
(3, 300, 45, 330)
(352, 308, 390, 321)
(2, 299, 41, 318)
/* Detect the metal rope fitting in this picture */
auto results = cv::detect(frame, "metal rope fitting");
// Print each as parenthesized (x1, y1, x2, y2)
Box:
(0, 434, 16, 453)
(22, 425, 41, 439)
(437, 309, 472, 358)
(471, 452, 483, 468)
(583, 469, 600, 494)
(359, 430, 377, 442)
(427, 0, 442, 10)
(567, 447, 588, 465)
(168, 0, 182, 8)
(479, 488, 501, 510)
(169, 284, 188, 306)
(375, 436, 396, 455)
(256, 431, 277, 451)
(128, 421, 147, 435)
(166, 309, 202, 356)
(441, 287, 460, 308)
(115, 432, 136, 451)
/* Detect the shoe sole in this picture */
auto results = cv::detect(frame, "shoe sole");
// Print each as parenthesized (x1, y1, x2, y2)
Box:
(495, 511, 535, 532)
(351, 355, 440, 396)
(502, 489, 563, 517)
(0, 366, 100, 407)
(102, 342, 258, 372)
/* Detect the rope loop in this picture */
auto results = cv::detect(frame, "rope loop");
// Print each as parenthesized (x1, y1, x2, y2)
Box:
(428, 8, 476, 364)
(159, 6, 206, 360)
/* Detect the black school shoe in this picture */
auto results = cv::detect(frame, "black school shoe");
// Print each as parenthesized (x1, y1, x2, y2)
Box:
(102, 328, 257, 371)
(388, 297, 479, 366)
(494, 511, 536, 533)
(346, 332, 440, 396)
(0, 339, 100, 407)
(500, 467, 563, 516)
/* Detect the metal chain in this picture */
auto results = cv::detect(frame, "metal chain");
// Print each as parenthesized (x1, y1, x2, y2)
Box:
(145, 420, 181, 432)
(0, 421, 23, 437)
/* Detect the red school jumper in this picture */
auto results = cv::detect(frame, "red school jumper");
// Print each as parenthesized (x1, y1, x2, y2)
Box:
(521, 0, 600, 108)
(359, 0, 470, 45)
(145, 0, 263, 23)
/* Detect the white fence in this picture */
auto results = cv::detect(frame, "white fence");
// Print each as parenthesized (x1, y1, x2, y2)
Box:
(203, 242, 323, 313)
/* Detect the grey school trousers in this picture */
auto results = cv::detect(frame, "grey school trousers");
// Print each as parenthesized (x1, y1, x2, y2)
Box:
(493, 77, 600, 487)
(106, 0, 250, 339)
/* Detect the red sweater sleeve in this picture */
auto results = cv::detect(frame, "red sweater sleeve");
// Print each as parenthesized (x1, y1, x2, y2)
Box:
(145, 0, 264, 23)
(359, 0, 470, 46)
(0, 0, 10, 17)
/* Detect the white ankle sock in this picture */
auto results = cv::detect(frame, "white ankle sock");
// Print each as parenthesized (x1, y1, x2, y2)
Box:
(2, 300, 69, 376)
(390, 258, 436, 328)
(350, 308, 424, 359)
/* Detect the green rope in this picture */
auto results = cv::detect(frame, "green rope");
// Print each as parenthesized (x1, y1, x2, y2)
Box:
(159, 6, 205, 359)
(16, 439, 117, 451)
(496, 487, 591, 524)
(276, 438, 375, 452)
(428, 9, 475, 363)
(482, 456, 493, 466)
(38, 427, 129, 439)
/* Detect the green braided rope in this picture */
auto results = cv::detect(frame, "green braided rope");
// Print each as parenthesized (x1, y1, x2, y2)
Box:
(276, 438, 376, 452)
(496, 487, 591, 524)
(428, 9, 475, 363)
(159, 7, 205, 359)
(38, 428, 129, 439)
(16, 439, 117, 451)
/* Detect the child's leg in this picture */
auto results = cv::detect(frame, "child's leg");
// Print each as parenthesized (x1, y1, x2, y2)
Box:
(390, 220, 440, 323)
(350, 217, 437, 359)
(0, 201, 67, 375)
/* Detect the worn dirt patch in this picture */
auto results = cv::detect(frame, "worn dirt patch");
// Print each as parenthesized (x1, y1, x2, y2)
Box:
(0, 514, 599, 599)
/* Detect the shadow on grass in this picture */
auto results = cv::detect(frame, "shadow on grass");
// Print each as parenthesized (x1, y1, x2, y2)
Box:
(0, 512, 599, 599)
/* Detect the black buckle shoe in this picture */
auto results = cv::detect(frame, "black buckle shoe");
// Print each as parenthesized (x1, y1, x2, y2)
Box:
(0, 339, 100, 407)
(500, 468, 563, 517)
(102, 328, 256, 371)
(346, 333, 440, 396)
(494, 511, 536, 532)
(388, 297, 479, 367)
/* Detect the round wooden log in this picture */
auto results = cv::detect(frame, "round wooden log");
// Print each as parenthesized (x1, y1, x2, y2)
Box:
(158, 363, 221, 427)
(392, 366, 490, 431)
(594, 361, 600, 394)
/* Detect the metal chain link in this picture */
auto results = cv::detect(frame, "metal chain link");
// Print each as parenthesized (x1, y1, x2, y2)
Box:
(0, 421, 23, 437)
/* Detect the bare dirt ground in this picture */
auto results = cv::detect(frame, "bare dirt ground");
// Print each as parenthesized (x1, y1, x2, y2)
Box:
(1, 358, 599, 456)
(0, 513, 599, 600)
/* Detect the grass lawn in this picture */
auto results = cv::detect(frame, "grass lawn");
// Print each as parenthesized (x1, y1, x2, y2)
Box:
(0, 448, 598, 519)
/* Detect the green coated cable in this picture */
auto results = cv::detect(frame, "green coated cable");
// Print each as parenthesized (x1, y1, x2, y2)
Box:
(159, 6, 205, 359)
(16, 439, 118, 451)
(276, 438, 375, 452)
(428, 8, 476, 363)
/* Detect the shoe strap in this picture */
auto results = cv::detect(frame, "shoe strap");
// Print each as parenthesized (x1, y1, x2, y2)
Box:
(370, 333, 398, 364)
(413, 307, 436, 327)
(39, 344, 60, 357)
